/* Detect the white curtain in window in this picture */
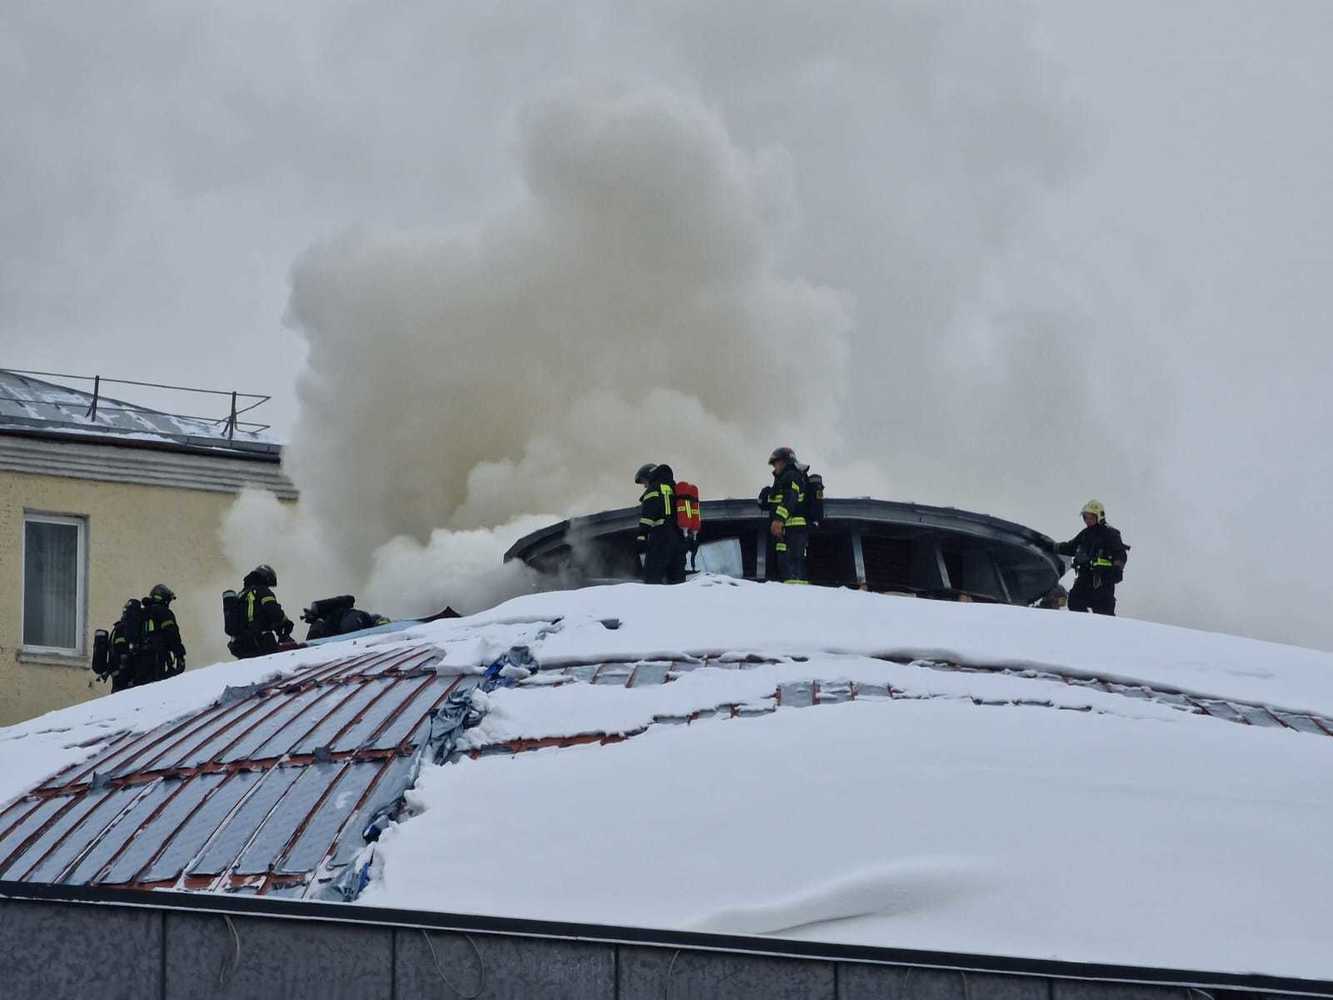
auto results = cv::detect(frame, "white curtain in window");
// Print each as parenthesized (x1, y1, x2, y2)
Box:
(24, 520, 79, 649)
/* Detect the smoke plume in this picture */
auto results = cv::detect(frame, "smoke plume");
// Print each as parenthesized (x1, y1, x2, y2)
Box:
(230, 86, 858, 616)
(9, 2, 1330, 647)
(220, 6, 1184, 642)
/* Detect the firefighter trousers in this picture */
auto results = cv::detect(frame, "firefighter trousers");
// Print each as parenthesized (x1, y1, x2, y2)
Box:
(1069, 574, 1116, 615)
(229, 631, 281, 659)
(642, 527, 685, 585)
(776, 527, 809, 584)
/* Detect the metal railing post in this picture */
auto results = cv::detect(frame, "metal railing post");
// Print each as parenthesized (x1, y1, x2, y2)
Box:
(86, 375, 101, 422)
(227, 390, 238, 439)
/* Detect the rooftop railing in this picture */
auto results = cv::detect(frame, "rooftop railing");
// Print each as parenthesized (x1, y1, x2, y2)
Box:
(2, 368, 272, 439)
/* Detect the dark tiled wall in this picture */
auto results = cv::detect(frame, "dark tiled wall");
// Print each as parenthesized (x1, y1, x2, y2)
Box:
(1, 899, 1214, 1000)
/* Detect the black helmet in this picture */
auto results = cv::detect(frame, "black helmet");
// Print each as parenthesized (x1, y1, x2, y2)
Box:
(634, 463, 658, 485)
(769, 446, 796, 466)
(251, 564, 278, 587)
(148, 583, 176, 604)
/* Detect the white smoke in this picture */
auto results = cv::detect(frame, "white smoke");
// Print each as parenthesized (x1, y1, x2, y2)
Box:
(362, 518, 551, 619)
(226, 86, 860, 616)
(10, 1, 1328, 647)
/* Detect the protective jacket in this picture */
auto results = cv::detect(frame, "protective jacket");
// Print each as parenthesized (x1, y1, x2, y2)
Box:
(1057, 523, 1127, 581)
(108, 611, 136, 692)
(637, 468, 684, 585)
(240, 575, 293, 640)
(637, 478, 678, 547)
(140, 596, 186, 681)
(767, 465, 808, 529)
(228, 577, 294, 659)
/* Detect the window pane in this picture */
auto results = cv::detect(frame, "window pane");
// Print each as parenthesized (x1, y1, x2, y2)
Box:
(24, 520, 80, 649)
(696, 538, 743, 578)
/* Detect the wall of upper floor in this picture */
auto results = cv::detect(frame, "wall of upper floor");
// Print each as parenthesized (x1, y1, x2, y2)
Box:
(0, 434, 297, 727)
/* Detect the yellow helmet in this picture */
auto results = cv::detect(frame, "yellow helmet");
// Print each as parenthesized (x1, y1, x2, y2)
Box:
(1081, 499, 1106, 522)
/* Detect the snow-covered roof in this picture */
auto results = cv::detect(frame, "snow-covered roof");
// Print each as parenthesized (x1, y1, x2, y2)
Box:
(2, 580, 1332, 978)
(0, 369, 278, 457)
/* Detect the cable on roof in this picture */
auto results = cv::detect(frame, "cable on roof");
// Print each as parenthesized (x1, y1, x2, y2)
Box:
(421, 929, 485, 998)
(216, 914, 242, 988)
(884, 963, 917, 1000)
(664, 948, 682, 1000)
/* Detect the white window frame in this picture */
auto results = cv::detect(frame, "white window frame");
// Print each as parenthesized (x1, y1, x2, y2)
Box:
(21, 511, 89, 657)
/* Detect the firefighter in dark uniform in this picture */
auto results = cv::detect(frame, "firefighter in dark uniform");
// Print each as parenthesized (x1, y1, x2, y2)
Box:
(138, 584, 187, 683)
(108, 601, 138, 692)
(229, 564, 294, 658)
(301, 595, 391, 641)
(766, 446, 809, 584)
(1033, 583, 1069, 610)
(1056, 500, 1128, 616)
(106, 585, 185, 688)
(635, 463, 684, 585)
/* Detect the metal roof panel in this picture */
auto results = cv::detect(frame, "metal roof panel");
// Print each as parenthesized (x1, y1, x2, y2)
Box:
(139, 772, 259, 883)
(233, 763, 343, 876)
(277, 761, 384, 875)
(64, 782, 172, 885)
(188, 768, 301, 877)
(99, 775, 221, 884)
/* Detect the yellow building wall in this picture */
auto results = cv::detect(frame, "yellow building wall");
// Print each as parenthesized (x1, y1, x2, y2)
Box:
(0, 469, 261, 727)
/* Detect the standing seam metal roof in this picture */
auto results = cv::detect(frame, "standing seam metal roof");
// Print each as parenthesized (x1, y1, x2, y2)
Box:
(0, 645, 460, 898)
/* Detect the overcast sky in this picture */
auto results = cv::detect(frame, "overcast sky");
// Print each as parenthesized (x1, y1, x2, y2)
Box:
(4, 2, 1331, 648)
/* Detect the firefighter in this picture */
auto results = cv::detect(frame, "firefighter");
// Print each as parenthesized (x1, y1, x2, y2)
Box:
(301, 595, 391, 641)
(107, 600, 139, 692)
(138, 583, 187, 683)
(1034, 583, 1069, 610)
(766, 446, 809, 584)
(229, 564, 294, 658)
(635, 463, 684, 585)
(1056, 500, 1128, 616)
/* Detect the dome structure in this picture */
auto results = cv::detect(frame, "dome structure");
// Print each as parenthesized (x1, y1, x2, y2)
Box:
(506, 497, 1065, 604)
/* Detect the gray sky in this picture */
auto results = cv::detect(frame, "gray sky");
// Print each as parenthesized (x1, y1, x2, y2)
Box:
(4, 2, 1331, 648)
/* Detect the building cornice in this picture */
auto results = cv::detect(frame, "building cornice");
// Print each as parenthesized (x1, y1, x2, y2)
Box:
(0, 430, 298, 499)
